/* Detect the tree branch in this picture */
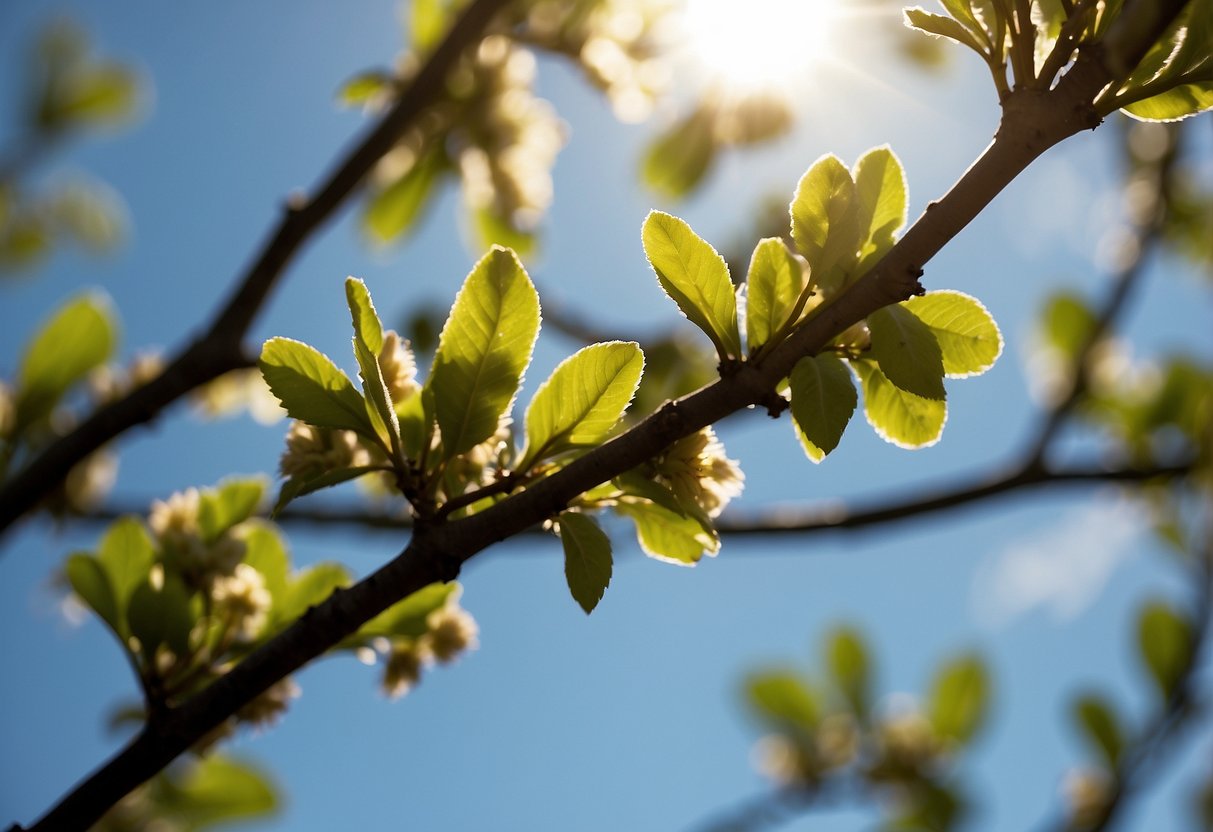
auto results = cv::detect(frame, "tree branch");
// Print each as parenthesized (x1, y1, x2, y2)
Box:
(10, 3, 1191, 829)
(0, 0, 516, 540)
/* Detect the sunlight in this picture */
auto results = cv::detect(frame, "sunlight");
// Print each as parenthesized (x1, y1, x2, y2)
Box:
(679, 0, 839, 92)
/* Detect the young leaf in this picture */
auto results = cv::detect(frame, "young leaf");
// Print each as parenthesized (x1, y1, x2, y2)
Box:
(745, 237, 807, 352)
(165, 754, 278, 827)
(345, 278, 402, 462)
(427, 246, 540, 458)
(336, 70, 394, 107)
(1123, 81, 1213, 122)
(259, 337, 375, 437)
(96, 516, 155, 629)
(17, 292, 117, 428)
(745, 671, 820, 732)
(903, 8, 987, 57)
(1072, 693, 1125, 769)
(616, 501, 717, 566)
(240, 521, 290, 605)
(273, 467, 382, 517)
(853, 146, 907, 261)
(197, 478, 265, 541)
(364, 147, 444, 243)
(790, 155, 862, 287)
(789, 354, 858, 463)
(128, 571, 195, 658)
(642, 211, 741, 360)
(345, 277, 384, 354)
(867, 304, 946, 400)
(825, 625, 872, 716)
(522, 342, 644, 468)
(1137, 600, 1193, 699)
(929, 653, 989, 745)
(641, 105, 718, 199)
(903, 291, 1003, 378)
(273, 563, 352, 627)
(66, 553, 122, 638)
(558, 512, 613, 614)
(853, 359, 948, 449)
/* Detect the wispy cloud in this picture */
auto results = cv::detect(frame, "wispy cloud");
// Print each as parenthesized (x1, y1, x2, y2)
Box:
(972, 497, 1147, 628)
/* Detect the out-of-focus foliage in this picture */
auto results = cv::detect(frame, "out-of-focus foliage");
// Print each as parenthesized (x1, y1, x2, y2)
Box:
(94, 755, 278, 832)
(1, 19, 146, 274)
(742, 626, 990, 831)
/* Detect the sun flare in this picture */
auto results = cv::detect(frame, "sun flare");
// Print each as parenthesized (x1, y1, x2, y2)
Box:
(679, 0, 839, 91)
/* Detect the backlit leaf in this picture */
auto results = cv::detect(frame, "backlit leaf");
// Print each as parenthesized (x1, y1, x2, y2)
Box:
(163, 754, 279, 827)
(903, 290, 1003, 378)
(745, 671, 820, 732)
(854, 359, 947, 449)
(197, 478, 265, 542)
(346, 278, 400, 459)
(642, 211, 741, 359)
(522, 341, 643, 468)
(427, 246, 540, 458)
(617, 501, 717, 565)
(745, 237, 807, 352)
(1072, 693, 1125, 768)
(825, 625, 872, 716)
(66, 553, 121, 637)
(641, 106, 717, 199)
(558, 512, 613, 614)
(789, 354, 857, 462)
(96, 517, 155, 634)
(929, 653, 989, 745)
(852, 146, 907, 268)
(1137, 599, 1193, 699)
(357, 582, 460, 641)
(790, 155, 862, 289)
(259, 338, 375, 437)
(867, 304, 946, 400)
(903, 9, 988, 61)
(274, 563, 352, 628)
(364, 147, 444, 243)
(272, 467, 382, 517)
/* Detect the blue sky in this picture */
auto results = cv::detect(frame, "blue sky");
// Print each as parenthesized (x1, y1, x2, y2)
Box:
(2, 2, 1211, 830)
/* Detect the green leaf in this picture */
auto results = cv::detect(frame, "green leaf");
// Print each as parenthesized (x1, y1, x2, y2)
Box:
(557, 512, 613, 614)
(44, 64, 140, 129)
(1137, 599, 1194, 699)
(867, 304, 946, 400)
(364, 146, 444, 243)
(272, 467, 381, 517)
(471, 206, 536, 258)
(903, 8, 990, 57)
(852, 146, 907, 268)
(745, 237, 808, 352)
(160, 755, 278, 828)
(259, 337, 375, 437)
(1123, 79, 1213, 122)
(617, 501, 717, 565)
(410, 0, 455, 52)
(274, 563, 351, 627)
(745, 671, 819, 732)
(427, 246, 540, 458)
(357, 582, 459, 641)
(66, 553, 121, 637)
(642, 211, 741, 359)
(240, 521, 290, 606)
(1039, 292, 1096, 362)
(825, 625, 872, 716)
(903, 291, 1003, 378)
(929, 653, 989, 745)
(96, 516, 155, 629)
(522, 342, 644, 468)
(641, 105, 718, 199)
(346, 278, 401, 460)
(128, 572, 195, 658)
(17, 292, 118, 429)
(337, 70, 394, 107)
(197, 478, 265, 542)
(1072, 693, 1125, 768)
(854, 360, 947, 449)
(789, 354, 858, 463)
(790, 154, 862, 288)
(613, 471, 689, 517)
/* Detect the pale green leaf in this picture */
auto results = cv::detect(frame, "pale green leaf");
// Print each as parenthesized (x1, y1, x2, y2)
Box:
(903, 8, 989, 57)
(356, 582, 460, 641)
(558, 512, 613, 614)
(364, 147, 444, 243)
(197, 478, 265, 542)
(903, 290, 1003, 378)
(825, 626, 872, 716)
(344, 277, 384, 354)
(66, 553, 121, 637)
(745, 237, 807, 352)
(522, 342, 644, 468)
(1123, 79, 1213, 122)
(96, 517, 155, 629)
(410, 0, 455, 52)
(867, 304, 946, 400)
(617, 501, 717, 565)
(345, 279, 399, 457)
(471, 207, 536, 258)
(641, 105, 717, 199)
(274, 563, 352, 627)
(240, 521, 290, 605)
(642, 211, 741, 359)
(790, 155, 862, 288)
(854, 359, 947, 449)
(1137, 599, 1193, 699)
(17, 292, 118, 428)
(427, 246, 540, 458)
(929, 653, 990, 745)
(789, 354, 857, 462)
(745, 671, 819, 732)
(337, 70, 394, 107)
(165, 755, 279, 827)
(852, 146, 907, 267)
(259, 337, 375, 437)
